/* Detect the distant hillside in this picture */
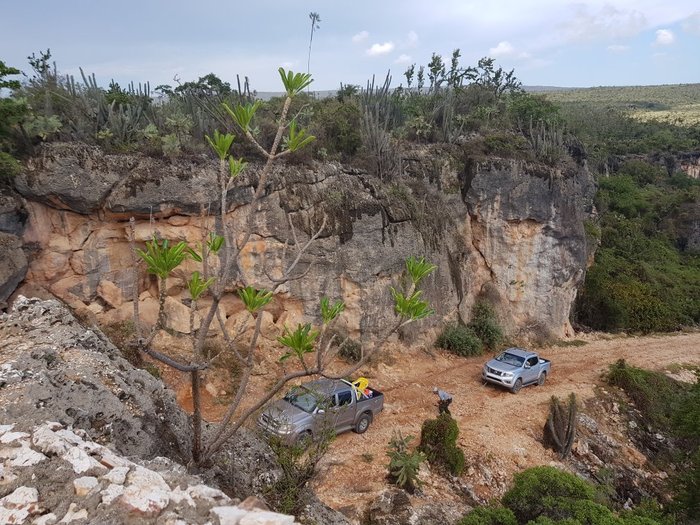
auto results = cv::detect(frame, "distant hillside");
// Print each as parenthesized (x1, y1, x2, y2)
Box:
(543, 83, 700, 126)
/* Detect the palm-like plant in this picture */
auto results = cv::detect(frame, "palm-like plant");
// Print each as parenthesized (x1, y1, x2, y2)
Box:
(320, 297, 345, 324)
(390, 288, 435, 321)
(405, 256, 437, 286)
(278, 323, 319, 362)
(136, 237, 189, 279)
(278, 68, 313, 98)
(307, 12, 321, 76)
(238, 286, 274, 314)
(387, 431, 426, 492)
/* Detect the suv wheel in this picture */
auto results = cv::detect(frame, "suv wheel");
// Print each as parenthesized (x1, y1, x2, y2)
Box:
(511, 378, 523, 394)
(537, 372, 547, 386)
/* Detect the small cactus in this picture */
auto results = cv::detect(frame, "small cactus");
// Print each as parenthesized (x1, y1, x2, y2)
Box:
(544, 393, 577, 458)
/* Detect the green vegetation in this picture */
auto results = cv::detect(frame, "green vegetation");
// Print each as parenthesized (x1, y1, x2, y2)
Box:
(606, 360, 700, 519)
(386, 431, 426, 492)
(575, 158, 700, 333)
(459, 506, 518, 525)
(436, 323, 483, 356)
(418, 413, 465, 476)
(436, 301, 504, 356)
(546, 84, 700, 127)
(265, 430, 333, 515)
(0, 60, 27, 180)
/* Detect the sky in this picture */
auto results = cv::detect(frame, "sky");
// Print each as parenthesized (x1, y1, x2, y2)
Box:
(2, 1, 699, 92)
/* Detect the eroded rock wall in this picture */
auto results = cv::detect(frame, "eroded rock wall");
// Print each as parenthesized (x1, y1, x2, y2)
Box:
(13, 142, 595, 339)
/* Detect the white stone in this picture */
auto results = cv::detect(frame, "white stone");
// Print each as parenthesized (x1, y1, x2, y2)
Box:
(0, 431, 30, 444)
(120, 467, 170, 515)
(55, 429, 83, 446)
(0, 424, 15, 437)
(211, 506, 248, 525)
(10, 445, 47, 467)
(0, 486, 40, 523)
(240, 510, 296, 525)
(61, 447, 105, 474)
(169, 486, 195, 507)
(33, 512, 58, 525)
(60, 503, 88, 523)
(98, 449, 133, 469)
(100, 484, 125, 505)
(32, 426, 69, 455)
(187, 484, 230, 502)
(103, 466, 130, 485)
(73, 476, 99, 497)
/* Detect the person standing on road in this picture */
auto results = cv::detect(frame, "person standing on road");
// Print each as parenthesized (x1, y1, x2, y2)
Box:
(433, 387, 453, 415)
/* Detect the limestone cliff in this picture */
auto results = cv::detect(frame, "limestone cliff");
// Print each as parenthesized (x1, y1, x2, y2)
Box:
(11, 142, 595, 340)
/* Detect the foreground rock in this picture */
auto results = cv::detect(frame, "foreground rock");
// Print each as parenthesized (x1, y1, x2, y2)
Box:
(365, 488, 467, 525)
(0, 295, 189, 460)
(0, 422, 298, 524)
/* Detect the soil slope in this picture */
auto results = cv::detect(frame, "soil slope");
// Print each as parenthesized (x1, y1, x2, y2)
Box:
(308, 332, 700, 517)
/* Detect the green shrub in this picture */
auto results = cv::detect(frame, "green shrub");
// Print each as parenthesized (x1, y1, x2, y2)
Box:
(606, 359, 687, 430)
(0, 152, 21, 180)
(502, 466, 595, 524)
(468, 301, 504, 350)
(459, 506, 517, 525)
(419, 413, 465, 476)
(436, 324, 482, 356)
(386, 431, 426, 493)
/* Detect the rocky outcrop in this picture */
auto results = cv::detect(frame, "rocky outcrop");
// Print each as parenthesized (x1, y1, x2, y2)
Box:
(0, 296, 190, 460)
(0, 422, 298, 524)
(0, 233, 28, 305)
(14, 142, 595, 339)
(365, 488, 467, 525)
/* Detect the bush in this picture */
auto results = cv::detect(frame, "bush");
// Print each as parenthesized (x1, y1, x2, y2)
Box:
(606, 359, 687, 430)
(386, 431, 426, 493)
(436, 324, 482, 356)
(468, 301, 504, 350)
(265, 429, 334, 515)
(459, 506, 517, 525)
(502, 466, 595, 523)
(419, 413, 465, 476)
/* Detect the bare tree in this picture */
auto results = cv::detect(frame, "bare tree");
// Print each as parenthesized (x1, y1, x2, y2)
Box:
(130, 68, 437, 467)
(307, 12, 321, 77)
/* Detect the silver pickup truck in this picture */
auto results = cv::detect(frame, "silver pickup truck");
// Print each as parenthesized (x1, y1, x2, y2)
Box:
(257, 378, 384, 443)
(482, 348, 551, 393)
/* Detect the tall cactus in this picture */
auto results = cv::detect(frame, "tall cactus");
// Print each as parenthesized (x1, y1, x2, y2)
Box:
(544, 393, 577, 458)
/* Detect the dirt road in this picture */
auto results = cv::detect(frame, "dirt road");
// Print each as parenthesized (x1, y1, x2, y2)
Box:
(309, 332, 700, 516)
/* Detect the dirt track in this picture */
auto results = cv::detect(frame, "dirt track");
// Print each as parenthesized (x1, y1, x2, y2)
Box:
(309, 332, 700, 516)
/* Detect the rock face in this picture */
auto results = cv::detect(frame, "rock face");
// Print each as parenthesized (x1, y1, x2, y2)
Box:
(0, 296, 190, 460)
(365, 488, 467, 525)
(0, 422, 299, 524)
(14, 142, 595, 339)
(0, 233, 28, 305)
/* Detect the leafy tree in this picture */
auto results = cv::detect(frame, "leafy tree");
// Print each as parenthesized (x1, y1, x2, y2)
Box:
(0, 60, 27, 179)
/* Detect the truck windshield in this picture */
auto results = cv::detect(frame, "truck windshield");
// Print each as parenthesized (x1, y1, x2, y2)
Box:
(283, 387, 321, 413)
(495, 352, 525, 367)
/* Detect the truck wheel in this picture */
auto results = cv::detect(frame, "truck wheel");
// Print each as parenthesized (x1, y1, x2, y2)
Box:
(537, 372, 547, 386)
(297, 431, 313, 448)
(511, 378, 523, 394)
(354, 413, 372, 434)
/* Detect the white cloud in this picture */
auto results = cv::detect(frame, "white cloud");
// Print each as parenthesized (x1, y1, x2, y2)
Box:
(352, 31, 369, 44)
(654, 28, 675, 45)
(366, 42, 395, 56)
(489, 41, 515, 57)
(394, 54, 412, 64)
(682, 12, 700, 35)
(562, 4, 647, 42)
(607, 44, 630, 52)
(488, 41, 531, 60)
(406, 30, 419, 48)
